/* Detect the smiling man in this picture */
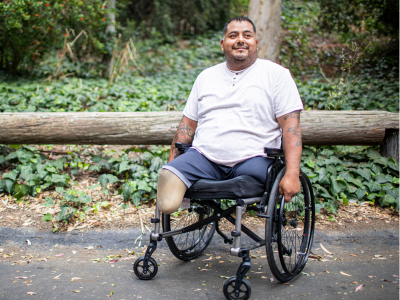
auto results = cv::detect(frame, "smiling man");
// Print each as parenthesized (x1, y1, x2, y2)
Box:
(157, 17, 303, 214)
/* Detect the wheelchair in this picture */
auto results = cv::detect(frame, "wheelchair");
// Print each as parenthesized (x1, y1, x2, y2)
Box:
(133, 143, 316, 300)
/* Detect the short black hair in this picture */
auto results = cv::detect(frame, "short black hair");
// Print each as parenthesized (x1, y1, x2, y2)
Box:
(222, 17, 256, 37)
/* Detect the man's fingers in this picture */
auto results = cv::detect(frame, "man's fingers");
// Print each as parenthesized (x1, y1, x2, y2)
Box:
(284, 192, 292, 202)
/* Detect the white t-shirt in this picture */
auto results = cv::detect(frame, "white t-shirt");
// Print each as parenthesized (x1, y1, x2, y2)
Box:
(183, 59, 303, 167)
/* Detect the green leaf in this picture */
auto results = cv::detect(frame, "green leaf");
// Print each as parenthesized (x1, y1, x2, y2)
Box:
(121, 203, 130, 210)
(106, 174, 119, 185)
(138, 180, 152, 193)
(380, 194, 395, 207)
(89, 164, 102, 172)
(149, 157, 164, 172)
(338, 171, 353, 181)
(330, 178, 346, 195)
(55, 187, 64, 193)
(347, 177, 363, 188)
(373, 157, 389, 167)
(355, 189, 367, 200)
(371, 163, 383, 175)
(2, 179, 14, 193)
(131, 192, 142, 206)
(394, 177, 399, 184)
(13, 184, 29, 200)
(314, 184, 335, 200)
(75, 195, 92, 204)
(363, 181, 381, 193)
(306, 160, 315, 168)
(119, 161, 131, 173)
(56, 205, 77, 222)
(316, 168, 330, 185)
(5, 152, 18, 161)
(10, 144, 20, 150)
(51, 174, 66, 184)
(122, 182, 134, 202)
(356, 168, 371, 181)
(374, 174, 393, 184)
(54, 158, 66, 170)
(98, 174, 109, 187)
(42, 213, 52, 222)
(328, 156, 342, 165)
(339, 192, 349, 205)
(3, 169, 19, 181)
(42, 197, 54, 207)
(367, 149, 381, 159)
(388, 160, 399, 172)
(326, 165, 337, 176)
(17, 150, 33, 164)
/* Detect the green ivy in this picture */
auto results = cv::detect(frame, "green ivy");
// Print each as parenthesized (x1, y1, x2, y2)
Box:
(302, 146, 399, 213)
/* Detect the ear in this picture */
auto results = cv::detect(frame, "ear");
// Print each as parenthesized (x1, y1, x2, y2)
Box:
(220, 39, 224, 51)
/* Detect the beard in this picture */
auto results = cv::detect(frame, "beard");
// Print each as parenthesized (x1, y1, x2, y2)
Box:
(226, 44, 250, 61)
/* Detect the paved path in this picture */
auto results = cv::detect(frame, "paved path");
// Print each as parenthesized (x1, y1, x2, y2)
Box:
(0, 227, 398, 300)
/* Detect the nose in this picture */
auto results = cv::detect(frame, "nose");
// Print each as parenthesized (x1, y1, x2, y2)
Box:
(237, 33, 245, 43)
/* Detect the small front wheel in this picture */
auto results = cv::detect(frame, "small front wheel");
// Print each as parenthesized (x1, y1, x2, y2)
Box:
(133, 256, 158, 280)
(223, 276, 251, 300)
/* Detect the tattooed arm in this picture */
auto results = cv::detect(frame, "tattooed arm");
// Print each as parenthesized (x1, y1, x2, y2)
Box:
(167, 116, 198, 162)
(277, 110, 302, 202)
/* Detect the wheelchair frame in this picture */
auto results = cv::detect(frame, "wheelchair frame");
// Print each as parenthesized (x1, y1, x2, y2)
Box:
(134, 144, 315, 300)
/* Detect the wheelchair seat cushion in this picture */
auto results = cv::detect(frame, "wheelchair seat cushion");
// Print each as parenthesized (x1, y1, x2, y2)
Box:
(184, 175, 264, 200)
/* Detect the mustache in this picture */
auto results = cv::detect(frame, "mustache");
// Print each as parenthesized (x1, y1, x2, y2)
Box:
(232, 44, 249, 50)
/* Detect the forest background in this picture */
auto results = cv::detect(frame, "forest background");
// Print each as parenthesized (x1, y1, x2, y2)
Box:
(0, 0, 398, 231)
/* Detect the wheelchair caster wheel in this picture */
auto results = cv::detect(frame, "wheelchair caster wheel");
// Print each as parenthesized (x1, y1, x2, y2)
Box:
(133, 256, 158, 280)
(223, 276, 251, 300)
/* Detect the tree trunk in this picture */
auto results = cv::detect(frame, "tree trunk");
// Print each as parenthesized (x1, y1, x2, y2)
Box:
(380, 129, 399, 162)
(0, 111, 398, 147)
(104, 0, 116, 78)
(248, 0, 281, 63)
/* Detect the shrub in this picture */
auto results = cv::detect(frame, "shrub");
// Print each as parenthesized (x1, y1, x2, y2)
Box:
(0, 0, 124, 75)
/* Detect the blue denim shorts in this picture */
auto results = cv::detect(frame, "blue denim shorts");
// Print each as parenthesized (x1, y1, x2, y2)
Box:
(162, 148, 273, 188)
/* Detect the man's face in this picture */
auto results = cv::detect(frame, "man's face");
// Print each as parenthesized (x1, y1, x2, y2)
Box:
(221, 21, 258, 62)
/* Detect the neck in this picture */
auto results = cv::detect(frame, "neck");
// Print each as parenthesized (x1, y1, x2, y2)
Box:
(225, 56, 257, 71)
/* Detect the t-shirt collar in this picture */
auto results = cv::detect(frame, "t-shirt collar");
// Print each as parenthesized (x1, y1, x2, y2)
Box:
(224, 58, 259, 74)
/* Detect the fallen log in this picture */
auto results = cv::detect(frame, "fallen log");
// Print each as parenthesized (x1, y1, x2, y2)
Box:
(0, 111, 398, 146)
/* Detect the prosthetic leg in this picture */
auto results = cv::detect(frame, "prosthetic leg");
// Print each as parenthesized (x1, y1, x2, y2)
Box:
(133, 169, 187, 280)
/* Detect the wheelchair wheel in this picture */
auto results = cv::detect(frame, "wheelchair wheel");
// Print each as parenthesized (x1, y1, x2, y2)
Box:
(277, 172, 315, 276)
(133, 256, 158, 280)
(223, 276, 251, 300)
(162, 202, 216, 261)
(265, 167, 315, 282)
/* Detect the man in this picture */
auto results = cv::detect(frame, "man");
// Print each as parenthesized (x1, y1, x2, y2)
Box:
(157, 17, 303, 214)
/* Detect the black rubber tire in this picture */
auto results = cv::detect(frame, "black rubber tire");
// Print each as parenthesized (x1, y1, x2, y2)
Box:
(133, 256, 158, 280)
(223, 276, 251, 300)
(277, 171, 315, 276)
(162, 203, 216, 261)
(265, 167, 294, 283)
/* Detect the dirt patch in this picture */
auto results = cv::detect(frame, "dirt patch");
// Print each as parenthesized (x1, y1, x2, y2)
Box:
(0, 195, 398, 234)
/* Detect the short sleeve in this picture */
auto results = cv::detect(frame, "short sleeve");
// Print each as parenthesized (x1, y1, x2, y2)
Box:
(273, 69, 303, 119)
(183, 77, 200, 121)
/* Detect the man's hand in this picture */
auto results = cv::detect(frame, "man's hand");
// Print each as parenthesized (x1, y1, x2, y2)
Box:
(279, 173, 300, 202)
(277, 110, 303, 202)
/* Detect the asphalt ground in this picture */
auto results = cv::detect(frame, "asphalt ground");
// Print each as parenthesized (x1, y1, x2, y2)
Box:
(0, 226, 398, 300)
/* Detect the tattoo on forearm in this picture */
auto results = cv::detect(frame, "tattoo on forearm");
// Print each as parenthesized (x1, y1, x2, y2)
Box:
(283, 111, 300, 121)
(175, 123, 195, 143)
(169, 117, 195, 161)
(287, 125, 301, 139)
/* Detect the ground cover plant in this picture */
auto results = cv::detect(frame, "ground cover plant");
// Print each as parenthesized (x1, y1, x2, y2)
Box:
(0, 143, 397, 231)
(0, 0, 398, 230)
